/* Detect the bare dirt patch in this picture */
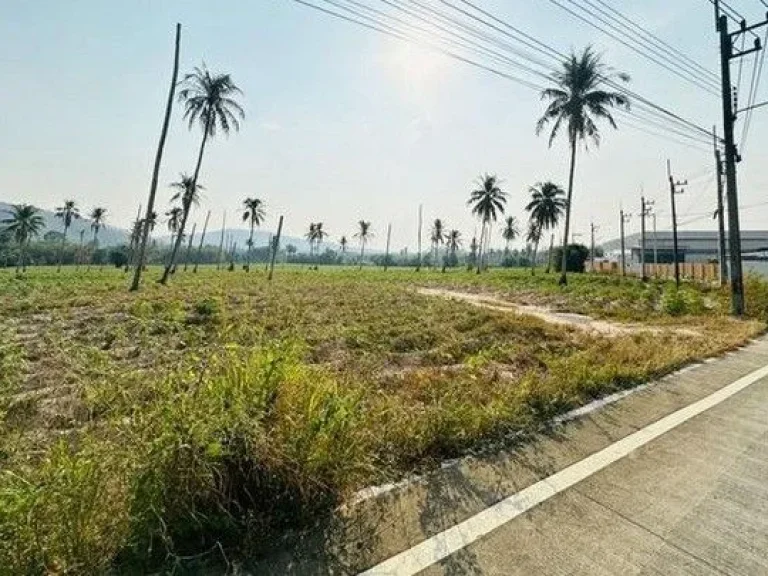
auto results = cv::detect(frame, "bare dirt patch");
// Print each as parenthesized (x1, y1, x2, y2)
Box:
(417, 288, 700, 337)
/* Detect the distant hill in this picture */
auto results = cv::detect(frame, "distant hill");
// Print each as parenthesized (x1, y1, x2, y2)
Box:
(0, 202, 128, 246)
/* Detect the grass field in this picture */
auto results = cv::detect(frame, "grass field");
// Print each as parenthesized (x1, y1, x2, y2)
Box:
(1, 265, 766, 573)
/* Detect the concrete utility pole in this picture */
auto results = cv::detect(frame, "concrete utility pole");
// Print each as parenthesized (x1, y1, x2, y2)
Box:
(590, 222, 598, 272)
(183, 222, 196, 272)
(652, 212, 658, 266)
(714, 127, 728, 286)
(620, 210, 631, 277)
(668, 160, 687, 288)
(641, 196, 654, 282)
(715, 10, 767, 313)
(416, 204, 423, 272)
(216, 211, 226, 271)
(268, 216, 283, 281)
(384, 223, 392, 271)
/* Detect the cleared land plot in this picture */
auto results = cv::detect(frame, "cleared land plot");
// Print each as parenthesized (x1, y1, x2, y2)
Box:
(0, 266, 764, 573)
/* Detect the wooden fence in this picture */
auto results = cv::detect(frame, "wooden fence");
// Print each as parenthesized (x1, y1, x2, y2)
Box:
(589, 261, 719, 283)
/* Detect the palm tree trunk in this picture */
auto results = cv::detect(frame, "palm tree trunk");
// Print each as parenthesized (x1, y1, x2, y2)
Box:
(193, 210, 210, 273)
(546, 234, 554, 274)
(16, 241, 23, 273)
(160, 90, 210, 284)
(359, 240, 365, 270)
(246, 220, 254, 272)
(131, 23, 181, 292)
(476, 222, 486, 274)
(57, 225, 68, 272)
(531, 237, 540, 275)
(559, 137, 577, 286)
(88, 229, 97, 271)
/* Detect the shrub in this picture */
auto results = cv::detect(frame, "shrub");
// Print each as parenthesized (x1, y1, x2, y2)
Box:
(552, 244, 590, 273)
(661, 288, 687, 316)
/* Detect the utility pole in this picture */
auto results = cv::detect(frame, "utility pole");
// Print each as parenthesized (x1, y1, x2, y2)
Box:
(384, 223, 392, 271)
(183, 222, 196, 272)
(268, 216, 283, 281)
(216, 211, 226, 271)
(668, 160, 687, 288)
(715, 9, 767, 314)
(590, 222, 598, 272)
(416, 204, 423, 272)
(714, 127, 728, 286)
(640, 196, 654, 282)
(193, 210, 210, 274)
(620, 210, 631, 277)
(652, 212, 658, 266)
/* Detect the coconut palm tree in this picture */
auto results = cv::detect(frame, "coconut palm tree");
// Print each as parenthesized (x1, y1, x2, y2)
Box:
(526, 220, 544, 275)
(537, 46, 629, 285)
(430, 218, 445, 269)
(162, 174, 204, 278)
(354, 220, 373, 270)
(161, 64, 244, 284)
(2, 204, 45, 273)
(339, 235, 348, 254)
(468, 236, 479, 271)
(526, 182, 566, 274)
(306, 223, 317, 259)
(467, 174, 507, 274)
(314, 222, 328, 260)
(166, 206, 184, 255)
(55, 200, 80, 271)
(242, 197, 265, 272)
(443, 229, 462, 272)
(88, 207, 107, 269)
(501, 216, 520, 256)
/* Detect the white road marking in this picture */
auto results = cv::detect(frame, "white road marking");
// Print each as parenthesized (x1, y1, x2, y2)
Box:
(360, 361, 768, 576)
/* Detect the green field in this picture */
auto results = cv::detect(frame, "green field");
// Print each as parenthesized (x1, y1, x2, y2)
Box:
(1, 266, 765, 573)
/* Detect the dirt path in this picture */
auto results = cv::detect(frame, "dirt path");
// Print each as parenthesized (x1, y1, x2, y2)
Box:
(418, 288, 698, 337)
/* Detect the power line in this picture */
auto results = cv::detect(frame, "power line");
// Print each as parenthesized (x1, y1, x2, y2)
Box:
(561, 0, 721, 89)
(590, 0, 719, 81)
(292, 0, 547, 91)
(740, 26, 768, 153)
(546, 0, 720, 95)
(295, 0, 718, 145)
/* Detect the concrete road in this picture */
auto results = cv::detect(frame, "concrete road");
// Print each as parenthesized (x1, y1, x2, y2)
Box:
(251, 338, 768, 576)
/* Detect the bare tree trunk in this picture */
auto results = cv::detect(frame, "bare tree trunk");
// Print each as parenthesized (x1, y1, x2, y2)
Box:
(131, 23, 181, 291)
(559, 137, 577, 286)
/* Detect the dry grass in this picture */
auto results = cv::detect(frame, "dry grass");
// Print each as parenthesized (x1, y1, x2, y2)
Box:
(0, 266, 764, 573)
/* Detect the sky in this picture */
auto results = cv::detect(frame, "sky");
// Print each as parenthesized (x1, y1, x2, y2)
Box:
(1, 0, 766, 250)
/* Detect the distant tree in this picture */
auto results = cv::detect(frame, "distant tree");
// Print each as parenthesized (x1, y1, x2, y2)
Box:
(526, 220, 544, 274)
(285, 243, 297, 262)
(314, 222, 328, 261)
(537, 47, 629, 285)
(501, 216, 520, 255)
(164, 173, 204, 276)
(88, 207, 107, 268)
(163, 63, 244, 284)
(242, 197, 265, 272)
(430, 218, 445, 269)
(306, 223, 317, 258)
(339, 235, 348, 255)
(2, 204, 45, 272)
(166, 206, 184, 251)
(443, 229, 462, 272)
(354, 220, 373, 270)
(467, 174, 507, 274)
(467, 236, 479, 271)
(552, 244, 590, 274)
(55, 199, 80, 271)
(526, 182, 566, 275)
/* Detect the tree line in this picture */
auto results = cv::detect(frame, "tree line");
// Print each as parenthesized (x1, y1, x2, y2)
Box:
(1, 44, 629, 285)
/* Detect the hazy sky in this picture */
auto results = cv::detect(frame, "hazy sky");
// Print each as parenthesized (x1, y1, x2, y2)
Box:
(1, 0, 766, 249)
